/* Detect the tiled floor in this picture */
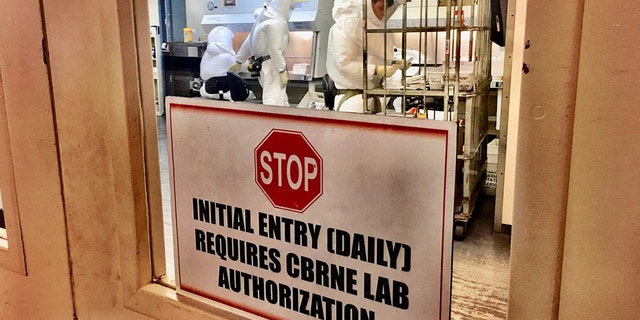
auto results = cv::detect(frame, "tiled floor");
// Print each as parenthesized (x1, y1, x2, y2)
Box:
(451, 196, 510, 319)
(156, 115, 510, 319)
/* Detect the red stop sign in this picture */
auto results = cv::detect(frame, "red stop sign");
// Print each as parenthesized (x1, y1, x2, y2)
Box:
(255, 129, 323, 213)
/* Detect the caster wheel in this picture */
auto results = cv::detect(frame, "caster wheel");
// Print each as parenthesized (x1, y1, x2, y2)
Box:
(454, 223, 466, 240)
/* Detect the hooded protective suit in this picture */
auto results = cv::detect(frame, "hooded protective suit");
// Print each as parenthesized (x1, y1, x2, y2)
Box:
(233, 0, 296, 107)
(199, 26, 236, 99)
(326, 0, 404, 113)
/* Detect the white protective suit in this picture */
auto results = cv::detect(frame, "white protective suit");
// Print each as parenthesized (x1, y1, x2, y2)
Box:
(326, 0, 404, 113)
(234, 0, 296, 107)
(200, 26, 236, 99)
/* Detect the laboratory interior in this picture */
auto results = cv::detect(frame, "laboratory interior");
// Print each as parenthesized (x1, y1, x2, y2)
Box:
(153, 0, 511, 318)
(0, 0, 638, 319)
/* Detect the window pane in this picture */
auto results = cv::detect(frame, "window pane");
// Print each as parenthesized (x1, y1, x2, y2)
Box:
(0, 189, 7, 249)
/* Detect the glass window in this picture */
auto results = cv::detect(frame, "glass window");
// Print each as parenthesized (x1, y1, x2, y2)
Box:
(0, 74, 26, 274)
(0, 189, 6, 249)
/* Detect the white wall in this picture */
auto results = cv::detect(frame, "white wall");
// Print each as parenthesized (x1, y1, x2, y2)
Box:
(186, 0, 206, 41)
(148, 0, 160, 26)
(146, 0, 204, 40)
(501, 0, 528, 226)
(557, 0, 640, 318)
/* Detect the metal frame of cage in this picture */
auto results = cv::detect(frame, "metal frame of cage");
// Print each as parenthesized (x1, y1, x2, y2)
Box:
(361, 0, 492, 237)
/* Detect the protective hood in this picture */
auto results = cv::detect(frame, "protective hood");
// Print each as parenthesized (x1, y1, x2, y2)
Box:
(332, 0, 361, 24)
(333, 0, 404, 29)
(367, 0, 404, 29)
(331, 0, 364, 46)
(258, 0, 296, 22)
(206, 26, 234, 56)
(201, 26, 236, 80)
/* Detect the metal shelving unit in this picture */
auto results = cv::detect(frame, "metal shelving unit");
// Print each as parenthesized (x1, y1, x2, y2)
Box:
(363, 0, 491, 239)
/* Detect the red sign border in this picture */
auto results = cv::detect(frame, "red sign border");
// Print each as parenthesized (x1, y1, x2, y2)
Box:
(168, 101, 454, 320)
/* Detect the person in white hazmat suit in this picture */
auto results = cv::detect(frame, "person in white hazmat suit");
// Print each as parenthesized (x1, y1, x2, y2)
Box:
(326, 0, 406, 113)
(199, 26, 236, 100)
(229, 0, 297, 107)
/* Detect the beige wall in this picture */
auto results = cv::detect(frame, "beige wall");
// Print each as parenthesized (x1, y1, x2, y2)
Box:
(0, 0, 74, 317)
(0, 0, 158, 318)
(558, 0, 640, 318)
(1, 0, 639, 319)
(500, 0, 527, 226)
(507, 0, 582, 316)
(508, 0, 640, 319)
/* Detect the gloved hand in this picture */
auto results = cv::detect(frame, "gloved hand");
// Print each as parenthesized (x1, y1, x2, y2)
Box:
(392, 57, 414, 71)
(279, 70, 289, 88)
(228, 62, 242, 73)
(375, 64, 400, 78)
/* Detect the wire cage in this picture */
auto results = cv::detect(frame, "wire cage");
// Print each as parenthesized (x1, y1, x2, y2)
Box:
(362, 0, 492, 238)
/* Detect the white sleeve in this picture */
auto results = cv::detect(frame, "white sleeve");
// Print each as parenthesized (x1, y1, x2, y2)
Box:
(327, 21, 377, 89)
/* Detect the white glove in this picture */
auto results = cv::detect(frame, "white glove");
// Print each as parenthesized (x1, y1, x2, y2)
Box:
(376, 64, 400, 78)
(228, 62, 242, 72)
(393, 57, 414, 71)
(279, 71, 288, 88)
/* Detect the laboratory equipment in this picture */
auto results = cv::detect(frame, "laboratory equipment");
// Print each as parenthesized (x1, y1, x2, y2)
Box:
(162, 41, 207, 97)
(201, 0, 335, 103)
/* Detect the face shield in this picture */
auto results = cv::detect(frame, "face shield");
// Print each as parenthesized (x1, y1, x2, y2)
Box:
(367, 0, 404, 28)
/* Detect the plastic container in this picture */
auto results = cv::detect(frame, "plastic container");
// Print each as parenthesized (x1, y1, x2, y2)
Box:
(183, 28, 193, 42)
